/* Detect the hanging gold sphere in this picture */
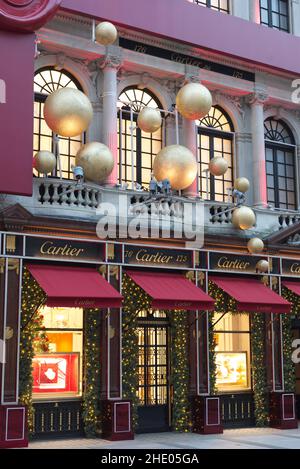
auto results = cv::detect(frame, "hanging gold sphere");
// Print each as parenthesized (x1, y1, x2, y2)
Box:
(44, 88, 93, 137)
(209, 157, 228, 177)
(95, 21, 118, 46)
(137, 107, 162, 133)
(256, 259, 269, 273)
(234, 177, 250, 193)
(232, 206, 256, 230)
(76, 142, 114, 183)
(176, 83, 212, 120)
(247, 238, 264, 254)
(33, 151, 56, 174)
(153, 144, 197, 190)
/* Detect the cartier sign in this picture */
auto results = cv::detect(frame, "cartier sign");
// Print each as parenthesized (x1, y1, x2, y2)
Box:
(26, 237, 104, 262)
(282, 259, 300, 276)
(210, 253, 261, 273)
(124, 245, 193, 268)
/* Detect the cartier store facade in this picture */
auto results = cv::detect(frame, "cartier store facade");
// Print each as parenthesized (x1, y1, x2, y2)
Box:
(1, 226, 300, 447)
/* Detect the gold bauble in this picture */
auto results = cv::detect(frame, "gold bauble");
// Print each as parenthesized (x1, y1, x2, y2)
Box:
(209, 157, 228, 177)
(95, 21, 118, 46)
(33, 151, 56, 174)
(256, 259, 269, 273)
(232, 206, 256, 230)
(234, 177, 250, 193)
(153, 144, 197, 191)
(44, 88, 93, 137)
(76, 142, 114, 183)
(247, 238, 264, 254)
(137, 107, 162, 133)
(176, 83, 212, 120)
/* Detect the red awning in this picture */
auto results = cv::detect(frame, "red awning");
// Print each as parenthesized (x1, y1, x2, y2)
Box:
(27, 264, 123, 308)
(126, 270, 215, 311)
(282, 281, 300, 297)
(211, 277, 291, 314)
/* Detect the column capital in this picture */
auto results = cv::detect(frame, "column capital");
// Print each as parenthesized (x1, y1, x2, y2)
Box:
(246, 85, 269, 105)
(99, 45, 123, 71)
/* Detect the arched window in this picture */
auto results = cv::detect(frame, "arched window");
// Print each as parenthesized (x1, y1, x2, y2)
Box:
(34, 67, 84, 179)
(117, 87, 163, 189)
(193, 0, 229, 14)
(197, 105, 234, 202)
(264, 117, 296, 210)
(260, 0, 289, 32)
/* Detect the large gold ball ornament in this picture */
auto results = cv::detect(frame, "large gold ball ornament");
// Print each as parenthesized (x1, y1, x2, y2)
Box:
(256, 259, 269, 273)
(33, 151, 56, 174)
(153, 144, 197, 191)
(176, 83, 212, 120)
(209, 157, 228, 177)
(44, 88, 93, 137)
(234, 177, 250, 193)
(95, 21, 118, 46)
(75, 142, 114, 183)
(137, 107, 162, 133)
(232, 206, 256, 230)
(247, 238, 264, 254)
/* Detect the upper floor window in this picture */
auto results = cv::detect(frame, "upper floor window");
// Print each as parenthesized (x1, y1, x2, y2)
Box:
(197, 106, 234, 202)
(117, 87, 163, 189)
(193, 0, 229, 14)
(265, 117, 296, 210)
(260, 0, 289, 32)
(34, 68, 84, 179)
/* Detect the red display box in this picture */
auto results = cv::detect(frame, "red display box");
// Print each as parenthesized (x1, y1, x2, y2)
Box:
(0, 405, 28, 448)
(269, 392, 298, 430)
(32, 353, 79, 395)
(102, 400, 134, 441)
(192, 396, 223, 434)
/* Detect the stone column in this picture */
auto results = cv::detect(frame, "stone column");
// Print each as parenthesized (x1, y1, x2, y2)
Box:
(101, 46, 123, 186)
(249, 0, 261, 23)
(291, 0, 300, 36)
(235, 132, 254, 205)
(182, 67, 200, 197)
(247, 88, 269, 207)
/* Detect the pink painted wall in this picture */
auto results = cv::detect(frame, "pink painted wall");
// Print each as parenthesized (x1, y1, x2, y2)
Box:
(61, 0, 300, 75)
(0, 31, 34, 196)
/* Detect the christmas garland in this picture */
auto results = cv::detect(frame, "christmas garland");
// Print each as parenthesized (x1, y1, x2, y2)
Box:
(281, 287, 297, 393)
(19, 268, 46, 436)
(82, 309, 101, 437)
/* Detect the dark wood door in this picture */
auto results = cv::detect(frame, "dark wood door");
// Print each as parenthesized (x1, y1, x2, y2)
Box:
(136, 322, 170, 433)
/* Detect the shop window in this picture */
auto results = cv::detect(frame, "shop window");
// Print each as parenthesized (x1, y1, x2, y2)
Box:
(197, 105, 234, 202)
(117, 87, 163, 189)
(214, 313, 251, 392)
(32, 306, 83, 400)
(264, 117, 296, 210)
(193, 0, 229, 14)
(260, 0, 289, 32)
(34, 68, 84, 180)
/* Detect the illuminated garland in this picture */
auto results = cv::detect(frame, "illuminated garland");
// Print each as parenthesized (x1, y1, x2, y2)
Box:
(82, 309, 101, 437)
(19, 268, 46, 436)
(208, 281, 269, 426)
(281, 287, 297, 392)
(169, 311, 192, 432)
(208, 312, 217, 395)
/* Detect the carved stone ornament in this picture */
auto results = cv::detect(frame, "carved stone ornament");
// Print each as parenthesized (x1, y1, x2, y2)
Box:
(0, 0, 62, 32)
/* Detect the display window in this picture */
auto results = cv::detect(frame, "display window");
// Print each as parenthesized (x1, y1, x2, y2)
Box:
(32, 306, 83, 400)
(214, 313, 251, 392)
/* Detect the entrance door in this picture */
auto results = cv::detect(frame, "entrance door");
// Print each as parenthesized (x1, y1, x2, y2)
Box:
(137, 315, 170, 433)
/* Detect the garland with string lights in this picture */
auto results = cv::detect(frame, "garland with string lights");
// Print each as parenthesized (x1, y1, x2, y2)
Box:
(169, 311, 192, 432)
(19, 268, 46, 436)
(208, 281, 269, 426)
(82, 309, 101, 437)
(281, 287, 297, 392)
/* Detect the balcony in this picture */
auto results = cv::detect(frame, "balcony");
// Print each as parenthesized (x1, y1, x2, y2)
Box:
(1, 178, 299, 240)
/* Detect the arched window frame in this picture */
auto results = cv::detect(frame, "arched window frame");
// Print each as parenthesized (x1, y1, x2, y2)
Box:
(197, 105, 234, 202)
(264, 117, 297, 210)
(193, 0, 230, 14)
(33, 67, 84, 180)
(260, 0, 290, 32)
(117, 86, 164, 189)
